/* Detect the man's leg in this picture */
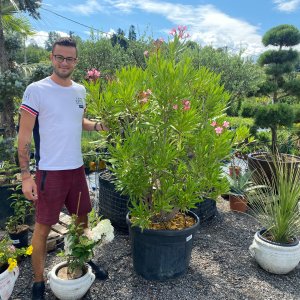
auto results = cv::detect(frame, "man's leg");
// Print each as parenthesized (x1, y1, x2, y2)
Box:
(31, 222, 51, 299)
(32, 222, 51, 281)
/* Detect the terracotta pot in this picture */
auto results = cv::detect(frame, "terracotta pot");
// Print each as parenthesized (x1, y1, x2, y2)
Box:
(229, 194, 247, 212)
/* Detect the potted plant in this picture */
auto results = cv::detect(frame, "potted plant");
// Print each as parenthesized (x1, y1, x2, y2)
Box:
(5, 185, 34, 248)
(0, 237, 32, 300)
(226, 170, 254, 212)
(48, 209, 114, 300)
(85, 27, 250, 280)
(0, 161, 22, 228)
(248, 155, 300, 274)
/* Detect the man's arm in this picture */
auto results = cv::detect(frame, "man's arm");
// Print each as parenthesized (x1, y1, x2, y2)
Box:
(82, 118, 109, 132)
(18, 110, 38, 201)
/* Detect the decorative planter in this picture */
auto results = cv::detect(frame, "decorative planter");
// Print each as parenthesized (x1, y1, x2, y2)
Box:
(47, 261, 95, 300)
(229, 165, 241, 177)
(0, 265, 19, 300)
(191, 198, 217, 223)
(98, 170, 129, 230)
(229, 194, 247, 212)
(126, 211, 199, 280)
(249, 229, 300, 274)
(248, 152, 300, 186)
(8, 226, 29, 248)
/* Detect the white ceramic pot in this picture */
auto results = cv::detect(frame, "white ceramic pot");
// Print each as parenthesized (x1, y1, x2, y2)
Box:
(0, 266, 19, 300)
(47, 261, 95, 300)
(249, 230, 300, 274)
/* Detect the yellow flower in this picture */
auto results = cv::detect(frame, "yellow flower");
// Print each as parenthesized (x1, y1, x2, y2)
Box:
(26, 245, 33, 255)
(8, 258, 17, 272)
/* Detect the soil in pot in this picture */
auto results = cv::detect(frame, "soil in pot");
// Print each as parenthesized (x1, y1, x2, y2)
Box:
(57, 265, 86, 280)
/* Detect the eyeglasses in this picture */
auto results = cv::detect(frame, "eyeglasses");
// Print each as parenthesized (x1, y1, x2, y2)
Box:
(53, 55, 77, 64)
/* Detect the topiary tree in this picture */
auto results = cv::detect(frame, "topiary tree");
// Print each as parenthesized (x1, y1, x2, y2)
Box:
(258, 24, 300, 103)
(255, 24, 300, 153)
(254, 103, 295, 152)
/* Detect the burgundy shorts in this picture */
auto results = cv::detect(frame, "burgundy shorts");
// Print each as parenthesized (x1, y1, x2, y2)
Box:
(35, 165, 91, 225)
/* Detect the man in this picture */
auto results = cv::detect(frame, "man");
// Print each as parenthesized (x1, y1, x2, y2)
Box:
(18, 37, 108, 300)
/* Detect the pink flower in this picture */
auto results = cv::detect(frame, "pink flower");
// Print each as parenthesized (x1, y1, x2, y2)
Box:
(86, 68, 100, 81)
(223, 121, 230, 128)
(215, 127, 223, 135)
(170, 28, 177, 36)
(182, 99, 191, 110)
(211, 121, 217, 127)
(172, 104, 178, 110)
(144, 50, 149, 57)
(139, 98, 148, 104)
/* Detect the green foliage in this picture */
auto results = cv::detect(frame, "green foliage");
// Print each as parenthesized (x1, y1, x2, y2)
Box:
(255, 103, 295, 129)
(58, 210, 114, 274)
(0, 69, 26, 108)
(187, 45, 265, 116)
(226, 170, 253, 195)
(247, 155, 300, 243)
(5, 185, 34, 233)
(262, 24, 300, 47)
(45, 31, 61, 51)
(27, 63, 52, 84)
(88, 32, 250, 229)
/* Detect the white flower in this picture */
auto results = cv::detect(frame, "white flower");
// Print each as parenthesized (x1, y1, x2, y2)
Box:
(91, 219, 114, 243)
(83, 228, 93, 240)
(103, 231, 114, 244)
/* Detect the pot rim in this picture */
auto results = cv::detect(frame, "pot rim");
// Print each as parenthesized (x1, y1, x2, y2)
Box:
(257, 229, 299, 247)
(126, 210, 200, 236)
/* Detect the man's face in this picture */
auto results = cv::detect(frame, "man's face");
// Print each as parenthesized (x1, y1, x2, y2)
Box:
(50, 45, 77, 79)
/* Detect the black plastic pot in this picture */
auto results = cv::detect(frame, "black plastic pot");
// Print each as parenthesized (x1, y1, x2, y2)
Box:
(191, 198, 217, 223)
(8, 226, 29, 248)
(98, 170, 129, 230)
(0, 184, 17, 229)
(126, 211, 199, 280)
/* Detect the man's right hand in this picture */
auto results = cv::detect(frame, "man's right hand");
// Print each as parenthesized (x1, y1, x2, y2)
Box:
(22, 176, 38, 202)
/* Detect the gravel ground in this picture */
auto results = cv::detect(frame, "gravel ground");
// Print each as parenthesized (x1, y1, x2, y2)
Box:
(10, 199, 300, 300)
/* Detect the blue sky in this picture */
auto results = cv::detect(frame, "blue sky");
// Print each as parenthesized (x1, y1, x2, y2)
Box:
(28, 0, 300, 57)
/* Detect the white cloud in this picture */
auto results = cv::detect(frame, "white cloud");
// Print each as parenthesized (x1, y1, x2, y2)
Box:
(273, 0, 300, 12)
(26, 31, 69, 47)
(105, 1, 264, 56)
(65, 0, 105, 15)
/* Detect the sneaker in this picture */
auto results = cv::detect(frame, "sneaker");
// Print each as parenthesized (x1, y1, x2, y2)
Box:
(32, 281, 45, 300)
(87, 260, 108, 280)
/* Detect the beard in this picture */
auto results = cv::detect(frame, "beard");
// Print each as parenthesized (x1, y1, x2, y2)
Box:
(53, 66, 73, 79)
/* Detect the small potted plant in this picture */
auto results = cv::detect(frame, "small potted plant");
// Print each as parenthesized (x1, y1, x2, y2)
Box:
(0, 237, 32, 300)
(226, 170, 254, 212)
(5, 185, 34, 248)
(47, 209, 114, 300)
(248, 154, 300, 274)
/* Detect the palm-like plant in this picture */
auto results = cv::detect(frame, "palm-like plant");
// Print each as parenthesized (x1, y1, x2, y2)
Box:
(247, 155, 300, 244)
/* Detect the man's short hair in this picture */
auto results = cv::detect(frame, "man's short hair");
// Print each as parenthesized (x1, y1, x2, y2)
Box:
(52, 37, 77, 56)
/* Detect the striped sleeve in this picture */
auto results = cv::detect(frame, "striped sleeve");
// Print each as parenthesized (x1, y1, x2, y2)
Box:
(20, 84, 40, 116)
(20, 104, 39, 116)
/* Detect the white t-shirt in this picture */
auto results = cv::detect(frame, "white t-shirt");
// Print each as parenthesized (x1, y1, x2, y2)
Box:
(20, 76, 86, 170)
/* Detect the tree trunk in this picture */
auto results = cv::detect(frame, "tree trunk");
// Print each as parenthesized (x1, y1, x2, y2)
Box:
(1, 97, 16, 138)
(271, 126, 277, 154)
(0, 2, 9, 72)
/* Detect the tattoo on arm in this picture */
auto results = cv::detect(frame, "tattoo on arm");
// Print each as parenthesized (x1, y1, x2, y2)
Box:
(19, 142, 31, 175)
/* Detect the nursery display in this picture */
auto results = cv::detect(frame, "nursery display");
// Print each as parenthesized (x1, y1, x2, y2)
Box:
(84, 27, 250, 280)
(248, 155, 300, 274)
(48, 209, 114, 300)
